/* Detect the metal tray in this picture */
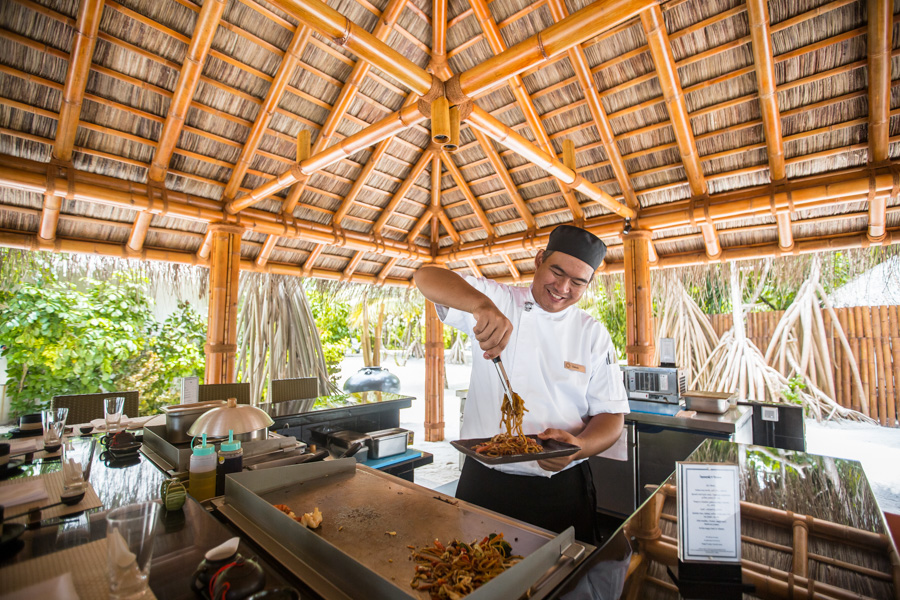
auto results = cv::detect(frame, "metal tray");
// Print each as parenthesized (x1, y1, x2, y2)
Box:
(451, 437, 580, 466)
(218, 460, 587, 600)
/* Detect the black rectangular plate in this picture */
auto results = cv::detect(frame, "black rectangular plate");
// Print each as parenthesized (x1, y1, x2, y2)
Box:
(451, 436, 580, 465)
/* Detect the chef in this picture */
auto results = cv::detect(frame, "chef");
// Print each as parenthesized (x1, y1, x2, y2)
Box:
(414, 225, 629, 544)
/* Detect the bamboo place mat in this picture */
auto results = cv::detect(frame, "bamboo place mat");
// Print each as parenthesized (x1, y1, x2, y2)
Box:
(0, 471, 101, 523)
(0, 538, 158, 600)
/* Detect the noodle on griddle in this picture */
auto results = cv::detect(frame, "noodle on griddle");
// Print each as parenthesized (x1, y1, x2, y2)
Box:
(409, 533, 521, 599)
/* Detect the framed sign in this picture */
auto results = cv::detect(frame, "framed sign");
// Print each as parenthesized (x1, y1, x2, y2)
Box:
(677, 462, 741, 563)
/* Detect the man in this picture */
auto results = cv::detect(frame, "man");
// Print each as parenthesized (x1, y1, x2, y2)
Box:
(414, 225, 629, 544)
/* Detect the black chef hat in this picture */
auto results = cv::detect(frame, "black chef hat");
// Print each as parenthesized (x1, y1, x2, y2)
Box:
(545, 225, 607, 270)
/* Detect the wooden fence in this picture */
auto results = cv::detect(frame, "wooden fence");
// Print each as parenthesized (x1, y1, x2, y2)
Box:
(708, 307, 900, 427)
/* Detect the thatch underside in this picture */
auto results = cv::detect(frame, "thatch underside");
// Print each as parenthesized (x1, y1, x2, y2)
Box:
(0, 0, 898, 286)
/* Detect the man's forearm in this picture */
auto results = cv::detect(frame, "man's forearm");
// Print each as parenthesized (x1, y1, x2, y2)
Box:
(413, 266, 491, 313)
(574, 413, 625, 459)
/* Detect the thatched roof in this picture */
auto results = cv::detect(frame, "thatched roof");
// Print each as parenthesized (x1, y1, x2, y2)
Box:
(0, 0, 896, 286)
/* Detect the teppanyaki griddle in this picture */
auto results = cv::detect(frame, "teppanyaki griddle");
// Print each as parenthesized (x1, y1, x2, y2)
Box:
(218, 459, 586, 600)
(451, 437, 580, 466)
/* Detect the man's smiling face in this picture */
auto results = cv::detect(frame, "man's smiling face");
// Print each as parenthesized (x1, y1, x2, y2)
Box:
(530, 249, 594, 313)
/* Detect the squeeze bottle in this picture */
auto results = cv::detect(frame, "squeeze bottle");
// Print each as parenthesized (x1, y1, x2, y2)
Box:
(189, 433, 217, 502)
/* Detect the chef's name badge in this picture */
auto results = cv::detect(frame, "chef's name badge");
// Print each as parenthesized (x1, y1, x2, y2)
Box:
(564, 361, 586, 373)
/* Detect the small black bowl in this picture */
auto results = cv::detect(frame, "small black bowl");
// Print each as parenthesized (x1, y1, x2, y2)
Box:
(80, 425, 94, 435)
(43, 443, 62, 454)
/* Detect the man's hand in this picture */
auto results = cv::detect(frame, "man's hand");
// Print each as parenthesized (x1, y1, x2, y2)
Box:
(472, 301, 513, 360)
(536, 428, 583, 472)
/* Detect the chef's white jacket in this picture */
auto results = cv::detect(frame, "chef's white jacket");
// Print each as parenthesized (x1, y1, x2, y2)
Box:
(438, 275, 630, 477)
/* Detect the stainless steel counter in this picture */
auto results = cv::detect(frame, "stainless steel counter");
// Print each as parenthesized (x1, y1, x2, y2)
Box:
(626, 400, 753, 437)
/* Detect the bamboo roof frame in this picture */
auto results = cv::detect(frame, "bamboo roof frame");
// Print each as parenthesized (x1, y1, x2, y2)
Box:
(0, 0, 897, 287)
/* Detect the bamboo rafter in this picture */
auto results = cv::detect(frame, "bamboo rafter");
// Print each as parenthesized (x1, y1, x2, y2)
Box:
(373, 147, 435, 236)
(470, 128, 537, 230)
(867, 0, 892, 243)
(468, 0, 583, 221)
(747, 0, 786, 184)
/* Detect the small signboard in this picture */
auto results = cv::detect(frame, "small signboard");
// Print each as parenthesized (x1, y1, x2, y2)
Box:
(677, 462, 741, 563)
(181, 376, 199, 405)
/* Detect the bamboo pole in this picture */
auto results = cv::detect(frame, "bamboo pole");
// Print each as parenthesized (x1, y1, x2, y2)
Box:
(640, 5, 707, 198)
(424, 301, 445, 441)
(0, 156, 434, 263)
(469, 128, 537, 229)
(836, 308, 849, 409)
(467, 0, 584, 220)
(222, 26, 311, 201)
(874, 306, 889, 426)
(776, 211, 793, 250)
(205, 224, 242, 384)
(467, 106, 635, 219)
(747, 0, 785, 182)
(265, 0, 432, 96)
(446, 106, 460, 152)
(891, 305, 900, 426)
(864, 307, 882, 424)
(227, 104, 425, 213)
(53, 0, 104, 162)
(149, 0, 226, 182)
(458, 0, 655, 97)
(792, 520, 809, 577)
(279, 0, 411, 215)
(255, 234, 279, 267)
(373, 147, 434, 235)
(868, 0, 892, 165)
(884, 305, 898, 426)
(624, 229, 655, 365)
(431, 97, 450, 144)
(546, 0, 639, 210)
(441, 152, 494, 236)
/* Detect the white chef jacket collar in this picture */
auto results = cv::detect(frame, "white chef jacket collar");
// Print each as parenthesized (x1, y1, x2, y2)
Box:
(526, 285, 576, 321)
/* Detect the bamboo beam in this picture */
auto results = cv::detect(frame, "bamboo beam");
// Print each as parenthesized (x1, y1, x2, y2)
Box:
(430, 0, 451, 79)
(624, 229, 655, 365)
(640, 4, 706, 198)
(502, 254, 521, 282)
(53, 0, 103, 162)
(468, 0, 583, 220)
(458, 0, 655, 97)
(467, 106, 635, 219)
(545, 0, 639, 211)
(149, 0, 226, 182)
(376, 256, 398, 285)
(332, 138, 393, 226)
(265, 0, 433, 96)
(222, 25, 312, 201)
(342, 251, 364, 280)
(867, 0, 892, 242)
(441, 152, 495, 237)
(255, 234, 279, 267)
(281, 0, 411, 215)
(747, 0, 785, 183)
(470, 128, 536, 229)
(424, 300, 445, 441)
(868, 0, 892, 165)
(226, 104, 425, 213)
(205, 223, 242, 384)
(40, 0, 104, 244)
(0, 154, 433, 263)
(465, 259, 483, 277)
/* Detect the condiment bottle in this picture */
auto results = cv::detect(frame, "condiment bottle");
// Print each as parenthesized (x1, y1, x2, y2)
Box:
(189, 433, 217, 502)
(216, 429, 243, 496)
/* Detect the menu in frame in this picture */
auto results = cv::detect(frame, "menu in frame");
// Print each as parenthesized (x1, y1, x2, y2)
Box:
(676, 462, 741, 563)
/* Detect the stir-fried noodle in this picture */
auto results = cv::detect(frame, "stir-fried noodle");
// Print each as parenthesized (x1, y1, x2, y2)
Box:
(409, 533, 521, 599)
(473, 391, 543, 456)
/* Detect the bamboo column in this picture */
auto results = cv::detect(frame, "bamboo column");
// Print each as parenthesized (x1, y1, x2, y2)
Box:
(881, 305, 897, 426)
(624, 229, 655, 365)
(424, 301, 445, 442)
(891, 305, 900, 425)
(39, 0, 104, 244)
(205, 223, 243, 384)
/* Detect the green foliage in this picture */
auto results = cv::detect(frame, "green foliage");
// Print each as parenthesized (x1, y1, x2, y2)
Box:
(306, 290, 351, 385)
(119, 302, 206, 414)
(0, 256, 207, 418)
(0, 273, 154, 416)
(581, 281, 627, 357)
(780, 374, 806, 405)
(686, 277, 731, 315)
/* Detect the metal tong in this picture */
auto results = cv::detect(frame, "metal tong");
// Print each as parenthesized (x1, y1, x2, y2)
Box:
(492, 356, 515, 401)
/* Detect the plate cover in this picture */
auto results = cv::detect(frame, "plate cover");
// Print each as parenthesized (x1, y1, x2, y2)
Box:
(451, 436, 579, 465)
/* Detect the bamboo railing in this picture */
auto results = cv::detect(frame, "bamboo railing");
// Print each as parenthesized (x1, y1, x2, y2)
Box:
(708, 307, 900, 426)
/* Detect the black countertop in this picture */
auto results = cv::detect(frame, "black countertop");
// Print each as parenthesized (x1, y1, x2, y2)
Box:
(626, 400, 753, 435)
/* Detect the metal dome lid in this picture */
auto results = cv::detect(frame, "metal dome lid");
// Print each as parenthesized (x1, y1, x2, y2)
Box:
(187, 398, 273, 438)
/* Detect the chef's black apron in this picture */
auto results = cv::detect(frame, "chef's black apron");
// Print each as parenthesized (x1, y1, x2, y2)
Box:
(455, 458, 599, 545)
